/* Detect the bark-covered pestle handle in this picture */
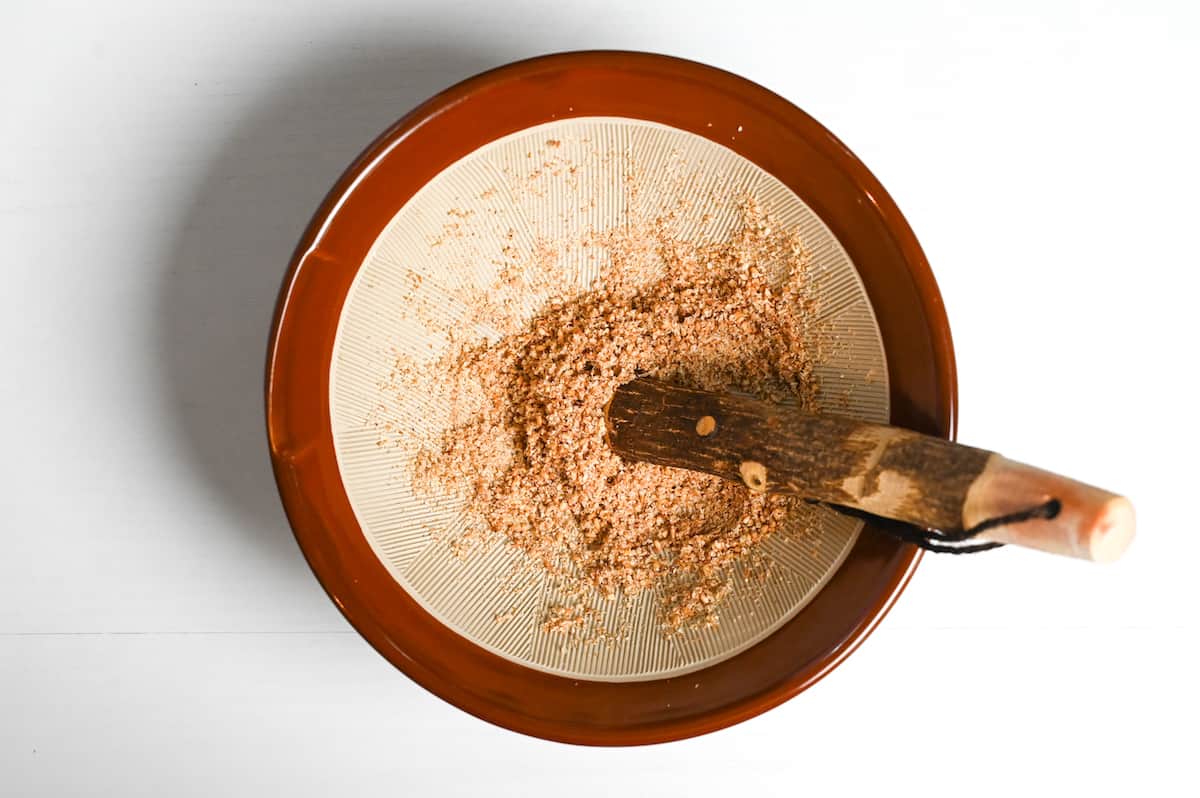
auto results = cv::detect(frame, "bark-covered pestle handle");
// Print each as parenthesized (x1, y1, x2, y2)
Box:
(604, 378, 1134, 562)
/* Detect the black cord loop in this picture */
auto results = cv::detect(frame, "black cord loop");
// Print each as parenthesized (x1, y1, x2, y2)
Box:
(814, 498, 1062, 554)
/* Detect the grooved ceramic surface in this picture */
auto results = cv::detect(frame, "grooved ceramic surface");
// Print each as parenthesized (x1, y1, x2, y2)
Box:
(329, 118, 889, 681)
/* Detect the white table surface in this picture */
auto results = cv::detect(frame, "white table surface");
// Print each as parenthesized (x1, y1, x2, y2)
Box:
(4, 1, 1198, 795)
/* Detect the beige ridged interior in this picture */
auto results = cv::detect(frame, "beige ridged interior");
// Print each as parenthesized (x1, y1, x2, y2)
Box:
(330, 118, 889, 682)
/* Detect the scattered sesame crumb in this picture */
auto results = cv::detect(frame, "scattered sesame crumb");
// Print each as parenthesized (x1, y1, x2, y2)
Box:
(377, 151, 826, 637)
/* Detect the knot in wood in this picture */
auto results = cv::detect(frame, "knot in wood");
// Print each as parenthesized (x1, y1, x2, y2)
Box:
(739, 460, 768, 493)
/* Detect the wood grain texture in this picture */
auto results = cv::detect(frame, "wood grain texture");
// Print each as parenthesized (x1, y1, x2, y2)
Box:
(607, 378, 1136, 562)
(606, 377, 992, 531)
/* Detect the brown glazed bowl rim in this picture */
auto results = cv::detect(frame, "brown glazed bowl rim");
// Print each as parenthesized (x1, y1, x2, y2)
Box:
(266, 51, 956, 745)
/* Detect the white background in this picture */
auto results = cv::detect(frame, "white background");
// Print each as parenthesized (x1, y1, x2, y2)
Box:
(3, 0, 1198, 795)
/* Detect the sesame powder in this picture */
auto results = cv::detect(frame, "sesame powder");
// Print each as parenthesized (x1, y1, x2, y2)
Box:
(394, 192, 825, 635)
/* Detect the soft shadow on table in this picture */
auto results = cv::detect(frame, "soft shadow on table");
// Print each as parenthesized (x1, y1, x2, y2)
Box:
(156, 32, 517, 578)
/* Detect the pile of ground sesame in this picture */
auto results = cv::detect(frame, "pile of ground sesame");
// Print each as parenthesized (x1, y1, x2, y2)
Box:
(407, 197, 822, 633)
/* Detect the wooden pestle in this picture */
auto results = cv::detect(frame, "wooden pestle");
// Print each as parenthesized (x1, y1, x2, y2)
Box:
(604, 377, 1134, 562)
